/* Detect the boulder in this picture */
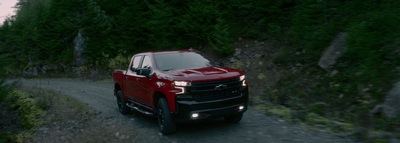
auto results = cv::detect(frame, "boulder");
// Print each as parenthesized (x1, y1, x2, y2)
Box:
(74, 29, 88, 66)
(371, 81, 400, 119)
(23, 66, 39, 77)
(382, 81, 400, 119)
(351, 126, 368, 140)
(390, 138, 400, 143)
(318, 32, 347, 71)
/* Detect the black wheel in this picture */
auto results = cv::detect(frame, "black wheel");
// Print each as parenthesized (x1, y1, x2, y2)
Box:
(157, 98, 176, 135)
(117, 90, 130, 114)
(224, 113, 243, 123)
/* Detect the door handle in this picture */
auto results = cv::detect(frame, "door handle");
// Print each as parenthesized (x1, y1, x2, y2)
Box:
(136, 78, 140, 82)
(126, 76, 129, 80)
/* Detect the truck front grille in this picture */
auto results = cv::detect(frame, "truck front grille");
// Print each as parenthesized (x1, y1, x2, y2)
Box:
(188, 77, 242, 102)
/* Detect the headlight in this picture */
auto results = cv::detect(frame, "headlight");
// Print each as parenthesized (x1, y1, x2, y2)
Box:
(240, 75, 247, 86)
(240, 75, 245, 81)
(175, 87, 185, 94)
(174, 81, 191, 86)
(173, 81, 191, 94)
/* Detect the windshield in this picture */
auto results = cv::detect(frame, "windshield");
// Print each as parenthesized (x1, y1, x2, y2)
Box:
(154, 52, 215, 71)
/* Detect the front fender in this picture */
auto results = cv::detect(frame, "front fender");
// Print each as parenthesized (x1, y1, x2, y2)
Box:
(153, 81, 178, 112)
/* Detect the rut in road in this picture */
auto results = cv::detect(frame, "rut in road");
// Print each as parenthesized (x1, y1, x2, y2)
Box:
(18, 78, 356, 143)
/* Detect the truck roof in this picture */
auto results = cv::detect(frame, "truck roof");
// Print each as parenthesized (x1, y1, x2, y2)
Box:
(135, 49, 199, 55)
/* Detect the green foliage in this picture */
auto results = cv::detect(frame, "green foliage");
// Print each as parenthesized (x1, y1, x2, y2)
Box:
(1, 0, 238, 69)
(373, 117, 400, 131)
(0, 54, 13, 100)
(0, 90, 44, 142)
(108, 54, 131, 69)
(0, 55, 14, 143)
(269, 0, 400, 132)
(341, 5, 400, 86)
(8, 90, 45, 129)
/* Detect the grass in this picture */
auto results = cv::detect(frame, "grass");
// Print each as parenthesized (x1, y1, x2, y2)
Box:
(252, 98, 354, 134)
(0, 89, 45, 143)
(2, 86, 140, 143)
(251, 92, 400, 142)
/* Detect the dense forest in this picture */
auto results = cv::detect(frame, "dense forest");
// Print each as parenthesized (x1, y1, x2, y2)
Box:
(1, 0, 397, 70)
(1, 0, 400, 141)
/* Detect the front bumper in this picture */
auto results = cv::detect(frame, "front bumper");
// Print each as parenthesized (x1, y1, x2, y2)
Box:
(173, 88, 248, 122)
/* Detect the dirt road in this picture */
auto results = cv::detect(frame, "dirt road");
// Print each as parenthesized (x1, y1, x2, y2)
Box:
(18, 78, 356, 143)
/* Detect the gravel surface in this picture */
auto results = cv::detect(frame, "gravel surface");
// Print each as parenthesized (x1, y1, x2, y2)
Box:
(18, 78, 356, 143)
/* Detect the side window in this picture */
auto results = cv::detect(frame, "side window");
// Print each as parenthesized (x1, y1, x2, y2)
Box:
(141, 56, 153, 72)
(131, 56, 142, 72)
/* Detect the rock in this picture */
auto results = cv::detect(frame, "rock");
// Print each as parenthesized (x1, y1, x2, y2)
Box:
(332, 123, 343, 132)
(318, 32, 347, 71)
(90, 70, 99, 81)
(390, 138, 400, 143)
(315, 124, 327, 129)
(257, 73, 266, 80)
(74, 29, 88, 66)
(255, 53, 265, 58)
(367, 134, 390, 139)
(73, 66, 84, 76)
(330, 70, 338, 77)
(32, 66, 38, 76)
(382, 81, 400, 119)
(230, 58, 237, 63)
(351, 126, 368, 139)
(23, 66, 39, 77)
(39, 127, 49, 134)
(362, 88, 370, 93)
(339, 94, 344, 99)
(311, 102, 328, 108)
(41, 65, 48, 74)
(267, 63, 275, 70)
(292, 110, 307, 121)
(234, 48, 241, 57)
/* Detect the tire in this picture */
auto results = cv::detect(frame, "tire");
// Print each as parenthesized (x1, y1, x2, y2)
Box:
(117, 90, 130, 114)
(224, 113, 243, 123)
(157, 98, 176, 135)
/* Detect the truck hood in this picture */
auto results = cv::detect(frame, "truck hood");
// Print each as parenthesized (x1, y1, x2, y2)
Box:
(158, 66, 243, 82)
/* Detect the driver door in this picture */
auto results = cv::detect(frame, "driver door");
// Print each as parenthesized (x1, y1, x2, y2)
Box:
(125, 56, 142, 102)
(135, 55, 154, 107)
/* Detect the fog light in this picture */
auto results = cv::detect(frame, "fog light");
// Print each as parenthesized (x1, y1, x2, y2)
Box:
(191, 113, 199, 119)
(239, 106, 244, 110)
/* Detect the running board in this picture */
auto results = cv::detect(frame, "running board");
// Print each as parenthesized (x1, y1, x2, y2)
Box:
(126, 103, 154, 116)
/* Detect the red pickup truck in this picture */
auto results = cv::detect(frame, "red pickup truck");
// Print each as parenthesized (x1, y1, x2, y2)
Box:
(113, 49, 248, 134)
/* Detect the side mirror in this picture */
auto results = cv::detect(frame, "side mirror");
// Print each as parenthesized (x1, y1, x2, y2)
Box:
(137, 68, 151, 79)
(216, 62, 225, 67)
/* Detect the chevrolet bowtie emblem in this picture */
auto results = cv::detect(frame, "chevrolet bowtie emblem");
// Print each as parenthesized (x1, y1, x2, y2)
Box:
(215, 84, 227, 90)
